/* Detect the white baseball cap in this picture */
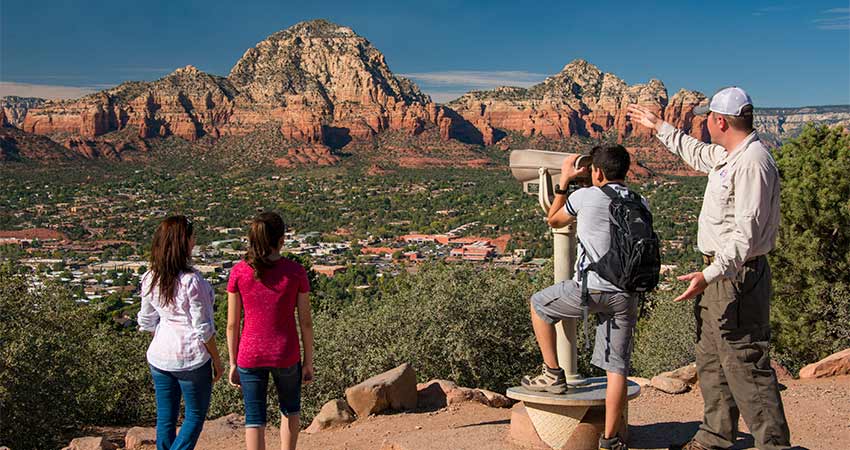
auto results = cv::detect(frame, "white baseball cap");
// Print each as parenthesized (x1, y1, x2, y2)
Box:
(694, 86, 753, 116)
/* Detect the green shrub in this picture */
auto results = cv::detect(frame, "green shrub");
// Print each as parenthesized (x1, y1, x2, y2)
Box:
(0, 270, 154, 449)
(300, 262, 541, 419)
(631, 290, 697, 377)
(770, 124, 850, 373)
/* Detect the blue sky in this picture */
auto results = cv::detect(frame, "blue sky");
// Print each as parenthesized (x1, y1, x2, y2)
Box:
(1, 0, 848, 106)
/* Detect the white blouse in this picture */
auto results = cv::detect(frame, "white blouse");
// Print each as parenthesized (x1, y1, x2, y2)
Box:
(137, 270, 216, 372)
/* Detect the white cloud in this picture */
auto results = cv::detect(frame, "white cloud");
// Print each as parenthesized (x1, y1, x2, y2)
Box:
(814, 8, 850, 30)
(0, 81, 102, 100)
(752, 5, 797, 16)
(402, 70, 546, 89)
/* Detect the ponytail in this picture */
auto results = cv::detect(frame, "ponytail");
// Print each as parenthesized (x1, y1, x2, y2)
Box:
(245, 212, 286, 280)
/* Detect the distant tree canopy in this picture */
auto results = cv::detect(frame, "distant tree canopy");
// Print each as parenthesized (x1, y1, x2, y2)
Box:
(770, 124, 850, 370)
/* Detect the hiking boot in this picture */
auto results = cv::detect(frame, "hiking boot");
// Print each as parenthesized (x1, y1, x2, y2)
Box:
(668, 439, 709, 450)
(599, 435, 628, 450)
(521, 364, 567, 394)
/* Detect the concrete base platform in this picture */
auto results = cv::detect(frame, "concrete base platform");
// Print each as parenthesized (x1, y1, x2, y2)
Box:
(506, 377, 641, 450)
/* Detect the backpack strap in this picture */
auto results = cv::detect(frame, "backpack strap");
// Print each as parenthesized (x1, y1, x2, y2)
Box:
(577, 239, 594, 351)
(600, 183, 640, 202)
(599, 184, 620, 201)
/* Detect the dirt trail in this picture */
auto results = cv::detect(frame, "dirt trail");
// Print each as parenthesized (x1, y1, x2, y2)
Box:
(103, 375, 850, 450)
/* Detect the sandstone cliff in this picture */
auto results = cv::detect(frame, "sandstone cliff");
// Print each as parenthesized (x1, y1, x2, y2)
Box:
(2, 96, 46, 128)
(12, 20, 849, 171)
(754, 105, 850, 147)
(22, 66, 238, 142)
(20, 19, 464, 165)
(447, 60, 709, 145)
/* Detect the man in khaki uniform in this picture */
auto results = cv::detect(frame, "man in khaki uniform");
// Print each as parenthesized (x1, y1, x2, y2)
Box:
(628, 87, 791, 450)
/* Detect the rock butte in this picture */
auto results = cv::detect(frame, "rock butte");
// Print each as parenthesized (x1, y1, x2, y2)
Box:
(18, 19, 717, 167)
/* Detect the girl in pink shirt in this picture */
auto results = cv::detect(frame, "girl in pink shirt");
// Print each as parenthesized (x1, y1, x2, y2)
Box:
(226, 212, 314, 450)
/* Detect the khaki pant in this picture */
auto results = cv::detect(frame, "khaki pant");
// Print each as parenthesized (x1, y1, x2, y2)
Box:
(693, 256, 791, 450)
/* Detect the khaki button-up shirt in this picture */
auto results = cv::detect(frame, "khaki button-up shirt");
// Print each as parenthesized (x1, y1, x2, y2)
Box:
(655, 122, 781, 284)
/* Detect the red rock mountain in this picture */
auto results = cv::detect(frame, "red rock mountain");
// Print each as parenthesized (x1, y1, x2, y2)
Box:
(447, 59, 709, 146)
(21, 20, 460, 160)
(17, 20, 712, 171)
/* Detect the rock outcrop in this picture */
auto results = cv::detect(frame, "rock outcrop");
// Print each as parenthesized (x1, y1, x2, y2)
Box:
(1, 96, 46, 127)
(650, 375, 689, 394)
(124, 427, 156, 450)
(13, 20, 846, 169)
(345, 363, 418, 418)
(416, 379, 512, 410)
(60, 437, 117, 450)
(305, 399, 356, 433)
(19, 19, 466, 166)
(658, 362, 699, 385)
(22, 67, 238, 141)
(649, 362, 699, 394)
(799, 348, 850, 379)
(447, 59, 708, 145)
(754, 105, 850, 147)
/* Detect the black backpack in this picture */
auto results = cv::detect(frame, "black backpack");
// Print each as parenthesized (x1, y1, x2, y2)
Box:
(577, 184, 661, 348)
(579, 184, 661, 294)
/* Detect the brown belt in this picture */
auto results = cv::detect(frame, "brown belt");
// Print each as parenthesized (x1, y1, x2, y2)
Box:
(702, 254, 763, 268)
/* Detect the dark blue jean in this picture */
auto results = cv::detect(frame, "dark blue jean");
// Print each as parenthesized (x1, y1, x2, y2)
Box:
(149, 359, 213, 450)
(237, 362, 302, 427)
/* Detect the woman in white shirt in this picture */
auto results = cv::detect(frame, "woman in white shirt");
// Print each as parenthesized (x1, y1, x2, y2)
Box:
(138, 216, 223, 450)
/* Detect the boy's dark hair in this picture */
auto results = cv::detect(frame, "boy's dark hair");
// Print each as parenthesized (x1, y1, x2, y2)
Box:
(590, 144, 631, 180)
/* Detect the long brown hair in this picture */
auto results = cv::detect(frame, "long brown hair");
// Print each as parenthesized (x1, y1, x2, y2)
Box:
(245, 212, 286, 280)
(147, 215, 194, 306)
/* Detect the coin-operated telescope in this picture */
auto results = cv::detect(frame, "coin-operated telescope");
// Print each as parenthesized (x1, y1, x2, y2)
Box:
(509, 149, 591, 385)
(509, 149, 591, 207)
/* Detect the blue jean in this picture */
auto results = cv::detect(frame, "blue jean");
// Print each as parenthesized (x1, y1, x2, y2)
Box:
(149, 359, 213, 450)
(238, 362, 302, 427)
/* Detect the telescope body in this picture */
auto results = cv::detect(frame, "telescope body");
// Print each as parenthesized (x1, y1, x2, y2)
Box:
(509, 149, 591, 194)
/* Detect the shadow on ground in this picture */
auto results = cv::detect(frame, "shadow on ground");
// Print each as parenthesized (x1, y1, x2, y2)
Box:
(631, 424, 809, 450)
(455, 419, 511, 429)
(629, 421, 700, 448)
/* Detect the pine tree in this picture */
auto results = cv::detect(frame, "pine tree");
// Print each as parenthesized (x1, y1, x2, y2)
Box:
(770, 124, 850, 371)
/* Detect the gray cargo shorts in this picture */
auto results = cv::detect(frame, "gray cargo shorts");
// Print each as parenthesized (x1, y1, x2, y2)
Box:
(531, 280, 639, 376)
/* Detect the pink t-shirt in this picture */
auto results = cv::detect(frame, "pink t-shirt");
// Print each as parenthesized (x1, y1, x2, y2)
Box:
(227, 258, 310, 368)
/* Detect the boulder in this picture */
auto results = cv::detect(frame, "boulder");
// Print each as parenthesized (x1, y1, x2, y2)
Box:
(61, 437, 117, 450)
(415, 379, 513, 409)
(651, 375, 689, 394)
(660, 362, 698, 385)
(124, 427, 156, 449)
(446, 387, 476, 405)
(799, 348, 850, 379)
(416, 379, 458, 409)
(345, 363, 418, 417)
(476, 389, 513, 408)
(305, 399, 356, 433)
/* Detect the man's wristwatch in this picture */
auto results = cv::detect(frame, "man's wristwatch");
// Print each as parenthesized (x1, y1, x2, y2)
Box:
(554, 183, 569, 195)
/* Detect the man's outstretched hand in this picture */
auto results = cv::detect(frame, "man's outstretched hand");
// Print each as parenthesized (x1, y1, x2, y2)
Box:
(673, 271, 708, 302)
(627, 104, 663, 132)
